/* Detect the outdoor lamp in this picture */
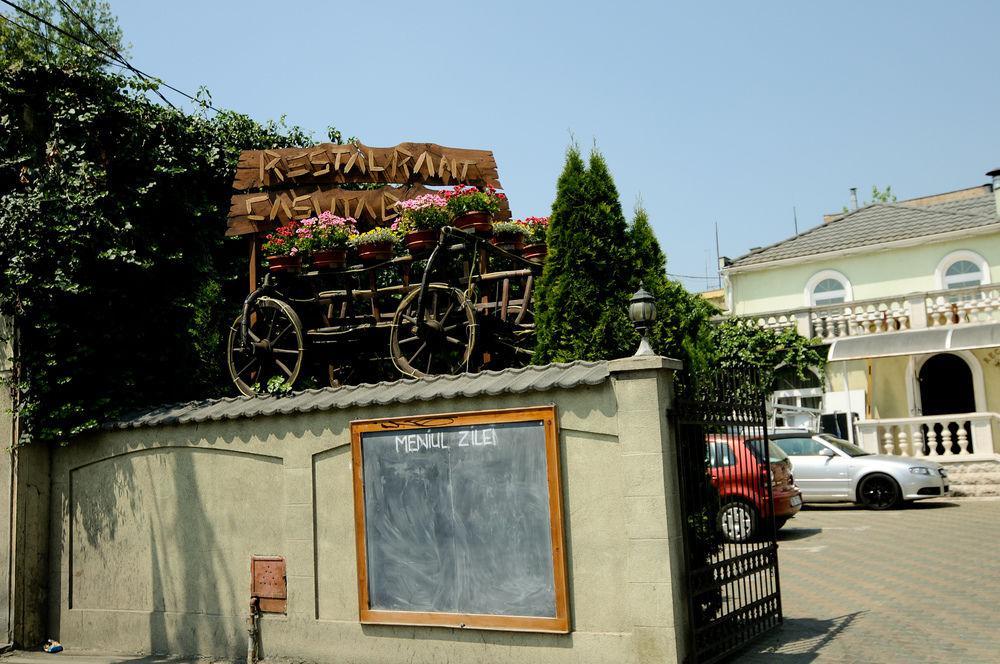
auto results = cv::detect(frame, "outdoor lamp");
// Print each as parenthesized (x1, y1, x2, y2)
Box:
(629, 283, 656, 356)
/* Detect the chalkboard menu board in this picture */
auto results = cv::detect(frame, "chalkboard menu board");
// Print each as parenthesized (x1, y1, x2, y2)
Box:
(351, 406, 569, 633)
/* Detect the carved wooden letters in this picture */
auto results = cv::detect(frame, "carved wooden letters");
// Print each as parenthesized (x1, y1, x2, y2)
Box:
(227, 141, 505, 236)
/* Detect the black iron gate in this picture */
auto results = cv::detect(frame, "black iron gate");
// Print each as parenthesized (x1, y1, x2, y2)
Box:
(672, 367, 782, 663)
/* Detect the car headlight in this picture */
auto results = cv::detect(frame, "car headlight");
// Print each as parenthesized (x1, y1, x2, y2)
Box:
(909, 467, 932, 475)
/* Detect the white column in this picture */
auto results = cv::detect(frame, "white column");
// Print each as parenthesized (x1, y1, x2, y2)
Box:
(905, 294, 928, 330)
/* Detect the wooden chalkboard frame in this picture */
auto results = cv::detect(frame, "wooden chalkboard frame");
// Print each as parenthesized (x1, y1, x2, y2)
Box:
(350, 405, 570, 633)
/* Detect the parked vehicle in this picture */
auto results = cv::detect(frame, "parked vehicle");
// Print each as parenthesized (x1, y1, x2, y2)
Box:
(707, 435, 802, 542)
(769, 431, 949, 509)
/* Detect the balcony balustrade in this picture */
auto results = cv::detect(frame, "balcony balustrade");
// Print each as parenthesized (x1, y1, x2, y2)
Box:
(856, 413, 999, 461)
(749, 283, 1000, 340)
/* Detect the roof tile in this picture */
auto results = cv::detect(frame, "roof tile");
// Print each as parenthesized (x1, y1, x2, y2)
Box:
(730, 193, 997, 268)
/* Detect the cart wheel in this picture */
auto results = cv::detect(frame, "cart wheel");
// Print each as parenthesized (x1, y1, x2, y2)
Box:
(390, 284, 477, 378)
(228, 297, 305, 396)
(328, 361, 355, 388)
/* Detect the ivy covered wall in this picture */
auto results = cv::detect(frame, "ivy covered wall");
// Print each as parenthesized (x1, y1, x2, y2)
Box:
(0, 63, 314, 440)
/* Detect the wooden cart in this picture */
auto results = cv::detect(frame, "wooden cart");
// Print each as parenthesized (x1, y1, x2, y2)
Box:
(226, 226, 542, 395)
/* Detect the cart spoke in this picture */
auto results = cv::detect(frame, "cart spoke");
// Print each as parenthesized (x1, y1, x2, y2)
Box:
(441, 302, 455, 321)
(237, 357, 259, 378)
(271, 322, 294, 344)
(408, 342, 427, 364)
(398, 336, 420, 345)
(272, 348, 300, 356)
(445, 336, 465, 346)
(265, 306, 278, 339)
(275, 358, 294, 378)
(247, 329, 261, 343)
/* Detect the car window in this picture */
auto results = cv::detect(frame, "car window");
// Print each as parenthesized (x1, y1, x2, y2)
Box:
(744, 439, 789, 463)
(818, 434, 871, 457)
(773, 436, 827, 456)
(707, 442, 736, 467)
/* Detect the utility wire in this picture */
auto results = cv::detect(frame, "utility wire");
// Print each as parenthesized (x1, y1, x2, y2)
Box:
(53, 0, 175, 109)
(1, 0, 224, 112)
(0, 13, 135, 76)
(666, 272, 723, 281)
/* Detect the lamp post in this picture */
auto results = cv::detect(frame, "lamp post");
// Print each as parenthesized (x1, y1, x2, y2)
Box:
(629, 283, 656, 356)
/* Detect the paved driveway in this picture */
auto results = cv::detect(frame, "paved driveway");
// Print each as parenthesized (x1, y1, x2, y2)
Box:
(736, 498, 1000, 663)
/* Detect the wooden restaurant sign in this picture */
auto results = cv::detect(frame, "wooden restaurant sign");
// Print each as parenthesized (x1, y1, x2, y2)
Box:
(226, 141, 510, 236)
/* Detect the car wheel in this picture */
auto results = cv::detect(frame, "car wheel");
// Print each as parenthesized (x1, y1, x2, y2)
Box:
(858, 473, 901, 510)
(718, 501, 758, 543)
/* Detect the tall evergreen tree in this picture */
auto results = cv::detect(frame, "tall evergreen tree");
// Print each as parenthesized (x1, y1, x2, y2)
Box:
(533, 146, 636, 362)
(630, 207, 717, 352)
(629, 205, 716, 383)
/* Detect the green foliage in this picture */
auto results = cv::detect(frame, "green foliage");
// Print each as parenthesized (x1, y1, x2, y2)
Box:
(351, 227, 401, 246)
(843, 184, 897, 212)
(870, 185, 896, 203)
(0, 59, 316, 441)
(491, 221, 527, 236)
(628, 205, 718, 392)
(0, 0, 125, 69)
(688, 318, 825, 400)
(532, 145, 636, 362)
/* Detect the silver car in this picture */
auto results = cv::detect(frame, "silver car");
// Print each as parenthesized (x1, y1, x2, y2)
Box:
(769, 432, 949, 509)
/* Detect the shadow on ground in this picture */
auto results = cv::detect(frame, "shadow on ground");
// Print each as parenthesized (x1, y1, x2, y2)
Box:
(777, 527, 822, 541)
(733, 611, 865, 662)
(800, 499, 959, 512)
(0, 653, 226, 664)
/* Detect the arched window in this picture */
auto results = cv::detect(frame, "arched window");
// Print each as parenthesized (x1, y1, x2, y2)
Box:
(935, 250, 990, 291)
(812, 278, 847, 305)
(804, 269, 853, 307)
(943, 260, 984, 290)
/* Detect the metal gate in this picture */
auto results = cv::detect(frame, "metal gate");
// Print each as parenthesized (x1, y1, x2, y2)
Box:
(672, 367, 782, 663)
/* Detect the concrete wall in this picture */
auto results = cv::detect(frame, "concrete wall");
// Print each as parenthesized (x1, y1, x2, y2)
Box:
(728, 232, 1000, 316)
(43, 357, 689, 663)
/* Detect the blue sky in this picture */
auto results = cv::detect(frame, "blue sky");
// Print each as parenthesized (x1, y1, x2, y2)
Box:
(113, 1, 1000, 291)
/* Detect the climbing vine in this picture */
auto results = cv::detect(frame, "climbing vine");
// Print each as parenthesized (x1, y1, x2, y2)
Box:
(0, 62, 320, 441)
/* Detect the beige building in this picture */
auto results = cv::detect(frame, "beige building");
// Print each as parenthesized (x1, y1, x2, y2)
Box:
(721, 170, 1000, 492)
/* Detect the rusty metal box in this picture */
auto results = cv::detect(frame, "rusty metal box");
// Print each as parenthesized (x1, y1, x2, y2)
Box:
(251, 555, 286, 613)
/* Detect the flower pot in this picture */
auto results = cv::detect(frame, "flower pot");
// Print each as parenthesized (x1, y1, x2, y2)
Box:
(356, 242, 394, 262)
(311, 248, 348, 270)
(405, 229, 439, 256)
(491, 232, 525, 252)
(267, 254, 302, 273)
(454, 211, 493, 235)
(521, 243, 547, 263)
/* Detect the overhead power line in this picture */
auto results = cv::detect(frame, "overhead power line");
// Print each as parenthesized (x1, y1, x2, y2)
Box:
(53, 0, 174, 109)
(1, 0, 224, 112)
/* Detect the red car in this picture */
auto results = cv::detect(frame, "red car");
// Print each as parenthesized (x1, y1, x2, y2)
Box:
(707, 435, 802, 542)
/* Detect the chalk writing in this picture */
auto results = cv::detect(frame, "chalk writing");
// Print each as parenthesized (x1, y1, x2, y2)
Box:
(393, 427, 498, 454)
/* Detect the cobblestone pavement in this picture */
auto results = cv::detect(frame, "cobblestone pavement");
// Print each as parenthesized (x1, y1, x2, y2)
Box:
(735, 498, 1000, 663)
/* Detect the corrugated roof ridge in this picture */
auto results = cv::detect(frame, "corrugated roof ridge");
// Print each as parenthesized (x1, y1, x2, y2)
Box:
(107, 360, 610, 430)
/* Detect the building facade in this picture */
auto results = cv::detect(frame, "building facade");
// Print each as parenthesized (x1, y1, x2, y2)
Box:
(721, 171, 1000, 471)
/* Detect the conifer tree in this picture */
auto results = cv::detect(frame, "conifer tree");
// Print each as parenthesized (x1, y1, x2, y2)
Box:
(628, 206, 717, 387)
(533, 145, 636, 362)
